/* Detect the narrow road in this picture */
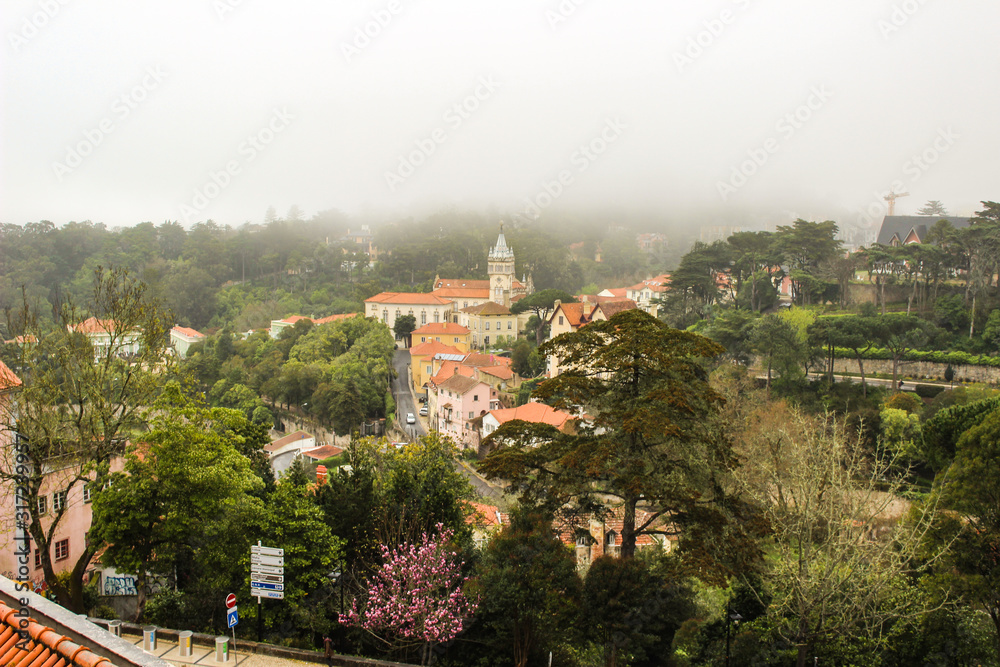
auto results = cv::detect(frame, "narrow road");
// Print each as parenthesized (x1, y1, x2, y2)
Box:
(392, 349, 425, 439)
(392, 349, 505, 504)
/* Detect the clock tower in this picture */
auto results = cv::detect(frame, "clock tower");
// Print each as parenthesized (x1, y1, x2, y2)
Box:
(488, 225, 515, 307)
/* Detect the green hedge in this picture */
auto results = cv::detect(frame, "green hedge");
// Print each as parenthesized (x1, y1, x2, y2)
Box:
(914, 384, 946, 399)
(833, 347, 1000, 368)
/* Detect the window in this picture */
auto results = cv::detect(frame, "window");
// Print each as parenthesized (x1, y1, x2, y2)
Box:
(426, 365, 431, 374)
(469, 412, 474, 419)
(53, 490, 67, 511)
(606, 531, 618, 546)
(37, 496, 47, 515)
(83, 484, 92, 503)
(484, 336, 490, 346)
(507, 321, 512, 330)
(559, 316, 564, 325)
(421, 311, 427, 325)
(473, 395, 478, 402)
(54, 539, 69, 561)
(382, 310, 388, 323)
(434, 311, 440, 323)
(35, 548, 42, 569)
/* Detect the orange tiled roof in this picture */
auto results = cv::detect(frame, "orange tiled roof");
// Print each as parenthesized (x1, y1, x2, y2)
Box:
(315, 313, 357, 325)
(478, 365, 515, 381)
(72, 317, 115, 334)
(465, 500, 507, 528)
(302, 445, 345, 460)
(171, 326, 205, 338)
(410, 341, 463, 357)
(434, 278, 525, 291)
(0, 360, 22, 391)
(488, 402, 574, 429)
(365, 292, 453, 306)
(552, 302, 588, 327)
(432, 288, 489, 300)
(463, 353, 512, 368)
(459, 302, 512, 316)
(437, 374, 484, 395)
(412, 323, 470, 336)
(429, 361, 476, 386)
(595, 299, 638, 319)
(0, 602, 112, 667)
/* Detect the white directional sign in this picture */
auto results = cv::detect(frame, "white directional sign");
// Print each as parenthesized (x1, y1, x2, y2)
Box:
(250, 588, 284, 600)
(251, 543, 285, 600)
(250, 554, 284, 567)
(250, 545, 284, 557)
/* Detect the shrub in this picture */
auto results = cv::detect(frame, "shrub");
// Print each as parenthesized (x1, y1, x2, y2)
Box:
(914, 384, 946, 399)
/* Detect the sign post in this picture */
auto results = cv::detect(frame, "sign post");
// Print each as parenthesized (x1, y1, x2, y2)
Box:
(225, 593, 238, 663)
(251, 541, 284, 642)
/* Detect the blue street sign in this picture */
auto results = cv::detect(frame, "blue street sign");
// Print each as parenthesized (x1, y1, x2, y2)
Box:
(250, 581, 283, 591)
(227, 607, 239, 628)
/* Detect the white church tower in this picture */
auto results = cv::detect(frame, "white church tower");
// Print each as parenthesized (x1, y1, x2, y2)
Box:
(488, 225, 516, 307)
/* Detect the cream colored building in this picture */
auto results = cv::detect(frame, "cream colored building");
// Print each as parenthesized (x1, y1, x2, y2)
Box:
(456, 301, 520, 349)
(364, 293, 454, 332)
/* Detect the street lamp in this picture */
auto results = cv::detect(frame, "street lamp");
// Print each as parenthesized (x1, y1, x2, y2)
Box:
(726, 603, 742, 667)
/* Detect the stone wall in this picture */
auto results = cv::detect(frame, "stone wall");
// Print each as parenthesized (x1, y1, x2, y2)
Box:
(830, 357, 1000, 384)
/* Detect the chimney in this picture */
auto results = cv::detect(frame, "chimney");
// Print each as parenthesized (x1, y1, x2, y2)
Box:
(316, 465, 328, 485)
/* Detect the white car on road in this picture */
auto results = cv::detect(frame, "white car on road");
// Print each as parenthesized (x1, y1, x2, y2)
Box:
(406, 412, 416, 424)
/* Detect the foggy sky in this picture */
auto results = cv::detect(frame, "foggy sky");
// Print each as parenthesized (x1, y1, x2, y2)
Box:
(2, 0, 998, 234)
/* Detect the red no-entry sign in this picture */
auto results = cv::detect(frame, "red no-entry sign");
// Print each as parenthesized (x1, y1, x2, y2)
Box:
(226, 593, 237, 609)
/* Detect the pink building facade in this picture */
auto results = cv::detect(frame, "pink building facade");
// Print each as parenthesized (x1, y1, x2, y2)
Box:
(435, 374, 498, 450)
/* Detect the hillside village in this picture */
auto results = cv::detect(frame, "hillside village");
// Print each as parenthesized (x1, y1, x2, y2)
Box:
(4, 203, 1000, 666)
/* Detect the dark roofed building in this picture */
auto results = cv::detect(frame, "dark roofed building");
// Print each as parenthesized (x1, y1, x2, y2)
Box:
(876, 215, 972, 246)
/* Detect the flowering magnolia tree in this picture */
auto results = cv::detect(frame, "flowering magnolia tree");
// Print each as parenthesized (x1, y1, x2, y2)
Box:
(342, 525, 477, 664)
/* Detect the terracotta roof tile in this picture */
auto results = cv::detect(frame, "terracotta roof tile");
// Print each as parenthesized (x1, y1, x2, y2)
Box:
(488, 402, 574, 428)
(311, 313, 357, 326)
(595, 299, 638, 319)
(0, 360, 22, 391)
(436, 374, 484, 394)
(462, 353, 512, 368)
(464, 501, 507, 528)
(72, 317, 115, 334)
(412, 323, 470, 336)
(459, 302, 512, 315)
(429, 362, 476, 386)
(170, 326, 205, 338)
(365, 292, 453, 306)
(302, 445, 344, 460)
(432, 288, 489, 299)
(0, 602, 112, 667)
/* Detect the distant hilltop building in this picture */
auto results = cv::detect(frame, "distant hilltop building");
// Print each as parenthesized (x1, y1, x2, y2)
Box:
(367, 226, 534, 335)
(876, 215, 972, 246)
(432, 226, 533, 309)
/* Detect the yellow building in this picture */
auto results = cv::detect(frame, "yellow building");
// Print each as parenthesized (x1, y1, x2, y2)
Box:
(409, 340, 464, 391)
(411, 323, 471, 353)
(456, 301, 519, 350)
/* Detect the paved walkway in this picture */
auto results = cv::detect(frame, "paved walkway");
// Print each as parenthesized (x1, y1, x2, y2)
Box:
(122, 632, 316, 667)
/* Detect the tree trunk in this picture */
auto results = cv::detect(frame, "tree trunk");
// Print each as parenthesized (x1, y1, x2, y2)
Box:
(857, 355, 867, 398)
(796, 644, 809, 667)
(621, 496, 638, 558)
